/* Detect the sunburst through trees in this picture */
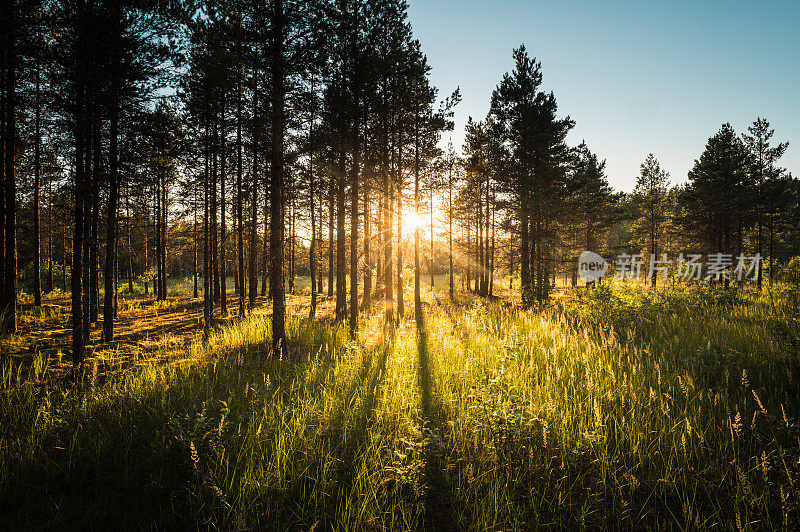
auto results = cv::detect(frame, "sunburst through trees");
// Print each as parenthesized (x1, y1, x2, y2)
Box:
(1, 0, 799, 529)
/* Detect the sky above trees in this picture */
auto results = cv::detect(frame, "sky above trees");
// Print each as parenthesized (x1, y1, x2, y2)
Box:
(408, 0, 800, 191)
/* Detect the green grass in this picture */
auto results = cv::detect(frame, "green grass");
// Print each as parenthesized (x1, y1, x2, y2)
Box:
(1, 280, 799, 529)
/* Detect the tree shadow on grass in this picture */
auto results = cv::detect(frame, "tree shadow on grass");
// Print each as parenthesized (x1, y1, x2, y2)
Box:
(4, 296, 209, 388)
(317, 334, 392, 527)
(0, 317, 351, 531)
(416, 312, 457, 531)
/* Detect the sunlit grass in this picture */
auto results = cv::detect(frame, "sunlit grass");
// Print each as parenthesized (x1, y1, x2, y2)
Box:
(1, 280, 798, 528)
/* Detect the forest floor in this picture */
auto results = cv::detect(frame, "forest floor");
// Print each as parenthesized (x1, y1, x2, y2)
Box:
(1, 285, 340, 387)
(1, 277, 800, 529)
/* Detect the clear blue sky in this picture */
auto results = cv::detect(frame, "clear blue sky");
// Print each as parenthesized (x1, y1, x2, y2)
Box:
(407, 0, 800, 192)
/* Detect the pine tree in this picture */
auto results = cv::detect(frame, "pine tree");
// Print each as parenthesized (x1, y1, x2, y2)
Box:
(564, 142, 616, 286)
(490, 46, 573, 305)
(633, 154, 670, 288)
(681, 124, 748, 284)
(743, 118, 789, 288)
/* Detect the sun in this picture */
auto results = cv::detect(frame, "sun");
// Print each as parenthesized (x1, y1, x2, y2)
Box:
(403, 211, 423, 233)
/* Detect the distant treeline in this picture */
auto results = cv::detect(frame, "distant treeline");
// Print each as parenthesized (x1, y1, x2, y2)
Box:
(1, 0, 795, 366)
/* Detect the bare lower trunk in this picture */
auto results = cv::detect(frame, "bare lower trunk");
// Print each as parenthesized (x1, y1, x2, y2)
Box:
(414, 121, 421, 322)
(103, 58, 119, 340)
(448, 164, 453, 300)
(269, 0, 287, 356)
(1, 14, 16, 332)
(249, 77, 259, 310)
(212, 117, 219, 303)
(308, 114, 317, 317)
(384, 179, 393, 324)
(219, 103, 228, 315)
(203, 78, 212, 331)
(335, 150, 347, 320)
(236, 62, 245, 316)
(396, 184, 403, 318)
(489, 203, 495, 297)
(362, 187, 371, 307)
(261, 169, 269, 297)
(349, 121, 360, 333)
(317, 195, 323, 293)
(33, 51, 41, 306)
(72, 64, 87, 367)
(429, 187, 434, 288)
(289, 198, 295, 295)
(466, 222, 471, 292)
(328, 177, 334, 296)
(193, 201, 198, 299)
(89, 117, 100, 323)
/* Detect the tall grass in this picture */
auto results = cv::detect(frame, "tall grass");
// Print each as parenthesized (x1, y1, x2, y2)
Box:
(1, 282, 798, 529)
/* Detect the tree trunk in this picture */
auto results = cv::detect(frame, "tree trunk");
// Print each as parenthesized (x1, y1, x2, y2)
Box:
(219, 102, 228, 314)
(376, 192, 383, 295)
(249, 73, 259, 310)
(769, 219, 774, 286)
(489, 200, 495, 297)
(0, 18, 6, 330)
(103, 45, 119, 340)
(261, 163, 269, 297)
(520, 203, 530, 308)
(269, 0, 287, 355)
(233, 202, 239, 294)
(203, 75, 212, 330)
(289, 197, 295, 295)
(47, 172, 53, 294)
(335, 148, 347, 320)
(349, 115, 360, 333)
(396, 130, 404, 319)
(154, 183, 160, 299)
(474, 213, 480, 294)
(113, 235, 118, 317)
(212, 116, 219, 303)
(484, 177, 490, 295)
(317, 191, 323, 293)
(82, 140, 90, 341)
(448, 161, 453, 300)
(161, 172, 167, 299)
(385, 180, 394, 324)
(159, 172, 168, 300)
(2, 5, 17, 333)
(756, 208, 763, 290)
(193, 191, 198, 299)
(90, 116, 100, 321)
(362, 186, 371, 307)
(328, 177, 334, 296)
(236, 59, 245, 316)
(430, 185, 434, 288)
(308, 107, 316, 318)
(509, 231, 514, 290)
(33, 46, 41, 306)
(466, 221, 471, 292)
(413, 117, 421, 323)
(396, 182, 403, 318)
(71, 53, 87, 367)
(383, 121, 394, 325)
(144, 213, 149, 297)
(63, 235, 67, 293)
(126, 186, 133, 293)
